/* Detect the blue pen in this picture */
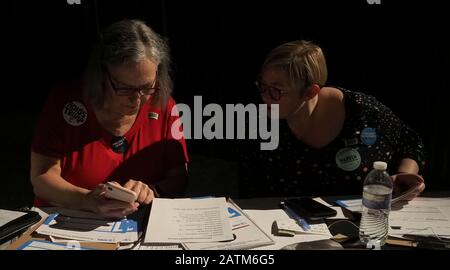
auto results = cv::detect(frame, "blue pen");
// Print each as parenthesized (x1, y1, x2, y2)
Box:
(281, 203, 311, 231)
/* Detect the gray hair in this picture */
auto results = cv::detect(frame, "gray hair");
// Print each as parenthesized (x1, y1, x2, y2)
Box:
(83, 19, 172, 109)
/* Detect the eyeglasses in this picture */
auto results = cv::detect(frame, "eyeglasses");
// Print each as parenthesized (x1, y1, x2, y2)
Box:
(255, 80, 289, 101)
(105, 69, 159, 96)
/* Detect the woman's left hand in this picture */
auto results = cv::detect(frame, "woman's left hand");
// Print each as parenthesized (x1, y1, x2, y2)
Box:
(391, 173, 425, 201)
(123, 179, 156, 205)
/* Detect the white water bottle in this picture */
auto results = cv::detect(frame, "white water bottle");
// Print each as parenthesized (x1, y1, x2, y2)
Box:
(359, 161, 393, 248)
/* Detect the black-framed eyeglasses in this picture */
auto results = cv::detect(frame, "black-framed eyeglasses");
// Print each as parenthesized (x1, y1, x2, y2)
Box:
(105, 68, 159, 96)
(255, 80, 289, 101)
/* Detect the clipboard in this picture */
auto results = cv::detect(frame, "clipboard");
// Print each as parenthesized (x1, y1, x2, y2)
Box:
(0, 209, 41, 244)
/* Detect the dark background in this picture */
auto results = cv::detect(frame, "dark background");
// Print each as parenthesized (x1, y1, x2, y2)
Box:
(1, 0, 449, 208)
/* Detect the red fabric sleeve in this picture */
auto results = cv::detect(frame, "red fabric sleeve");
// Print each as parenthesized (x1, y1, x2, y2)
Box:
(31, 86, 66, 158)
(164, 98, 189, 170)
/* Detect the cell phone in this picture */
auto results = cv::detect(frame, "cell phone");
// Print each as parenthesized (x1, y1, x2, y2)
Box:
(282, 197, 337, 220)
(104, 182, 137, 203)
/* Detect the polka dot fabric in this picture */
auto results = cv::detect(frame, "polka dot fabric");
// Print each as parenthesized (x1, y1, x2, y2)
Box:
(238, 88, 425, 198)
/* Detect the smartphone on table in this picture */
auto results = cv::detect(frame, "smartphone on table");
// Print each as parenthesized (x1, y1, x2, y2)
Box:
(281, 197, 337, 220)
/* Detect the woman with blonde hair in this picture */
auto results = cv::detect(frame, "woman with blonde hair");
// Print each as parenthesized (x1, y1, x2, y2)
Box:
(239, 40, 425, 199)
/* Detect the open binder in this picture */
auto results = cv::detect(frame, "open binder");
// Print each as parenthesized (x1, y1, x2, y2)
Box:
(0, 209, 41, 244)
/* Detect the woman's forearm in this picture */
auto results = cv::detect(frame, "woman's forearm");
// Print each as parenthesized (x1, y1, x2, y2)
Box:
(396, 158, 420, 175)
(31, 172, 90, 210)
(31, 152, 91, 210)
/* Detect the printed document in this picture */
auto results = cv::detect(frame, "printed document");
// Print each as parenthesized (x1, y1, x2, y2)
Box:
(0, 209, 26, 227)
(36, 210, 138, 243)
(389, 197, 450, 237)
(183, 200, 274, 250)
(144, 197, 233, 243)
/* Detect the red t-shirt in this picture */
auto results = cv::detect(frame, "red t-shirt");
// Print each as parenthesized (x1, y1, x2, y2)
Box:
(31, 82, 189, 206)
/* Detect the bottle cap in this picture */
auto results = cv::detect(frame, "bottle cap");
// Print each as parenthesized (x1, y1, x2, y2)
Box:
(373, 161, 387, 171)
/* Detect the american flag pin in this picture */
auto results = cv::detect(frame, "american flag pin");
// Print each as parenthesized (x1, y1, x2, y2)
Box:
(148, 112, 159, 120)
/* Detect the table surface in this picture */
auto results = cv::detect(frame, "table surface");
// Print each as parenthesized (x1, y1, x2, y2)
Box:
(235, 191, 450, 250)
(3, 191, 449, 250)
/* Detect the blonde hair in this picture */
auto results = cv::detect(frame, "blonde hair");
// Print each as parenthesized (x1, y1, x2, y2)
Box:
(262, 40, 328, 96)
(83, 19, 172, 110)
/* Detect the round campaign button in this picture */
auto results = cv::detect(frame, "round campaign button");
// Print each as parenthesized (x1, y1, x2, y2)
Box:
(360, 127, 377, 146)
(111, 136, 129, 153)
(335, 148, 362, 171)
(62, 101, 87, 126)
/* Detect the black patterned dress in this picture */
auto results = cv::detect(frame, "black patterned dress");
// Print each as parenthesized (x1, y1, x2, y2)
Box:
(238, 88, 426, 198)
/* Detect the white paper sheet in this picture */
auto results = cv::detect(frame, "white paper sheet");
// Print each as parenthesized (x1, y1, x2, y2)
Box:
(36, 211, 138, 243)
(244, 209, 332, 250)
(138, 244, 183, 250)
(182, 201, 274, 250)
(144, 197, 233, 243)
(0, 209, 26, 227)
(17, 240, 92, 250)
(389, 197, 450, 237)
(275, 218, 331, 236)
(335, 199, 363, 212)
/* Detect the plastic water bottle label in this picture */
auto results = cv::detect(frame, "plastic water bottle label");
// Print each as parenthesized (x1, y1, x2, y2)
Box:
(362, 192, 391, 209)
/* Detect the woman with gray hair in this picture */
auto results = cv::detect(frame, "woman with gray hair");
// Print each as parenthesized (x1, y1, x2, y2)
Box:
(30, 20, 188, 218)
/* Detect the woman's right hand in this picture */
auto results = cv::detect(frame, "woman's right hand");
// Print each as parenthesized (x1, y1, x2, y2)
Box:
(392, 173, 425, 201)
(82, 184, 139, 218)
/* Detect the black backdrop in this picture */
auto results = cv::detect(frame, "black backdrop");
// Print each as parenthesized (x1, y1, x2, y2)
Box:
(1, 0, 449, 208)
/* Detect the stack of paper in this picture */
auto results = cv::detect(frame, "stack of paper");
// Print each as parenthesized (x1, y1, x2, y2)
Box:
(336, 197, 450, 239)
(144, 197, 233, 243)
(144, 197, 275, 250)
(0, 209, 26, 227)
(244, 209, 332, 250)
(336, 199, 363, 212)
(17, 240, 92, 250)
(183, 201, 275, 250)
(35, 209, 139, 244)
(389, 197, 450, 239)
(274, 218, 331, 236)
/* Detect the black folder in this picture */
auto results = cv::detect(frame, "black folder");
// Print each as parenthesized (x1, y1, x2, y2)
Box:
(0, 209, 41, 244)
